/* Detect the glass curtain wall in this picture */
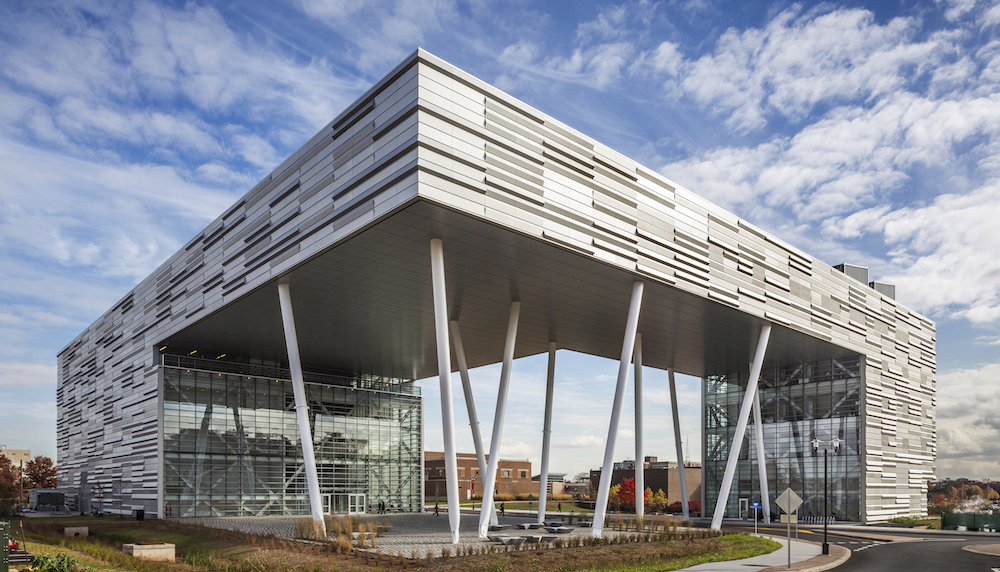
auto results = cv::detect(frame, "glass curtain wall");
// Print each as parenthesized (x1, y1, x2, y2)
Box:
(162, 363, 422, 518)
(704, 357, 862, 521)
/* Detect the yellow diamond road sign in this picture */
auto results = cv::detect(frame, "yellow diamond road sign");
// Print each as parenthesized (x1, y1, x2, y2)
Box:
(775, 487, 803, 514)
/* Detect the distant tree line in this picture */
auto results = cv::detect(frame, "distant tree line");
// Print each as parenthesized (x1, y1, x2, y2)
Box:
(0, 454, 57, 498)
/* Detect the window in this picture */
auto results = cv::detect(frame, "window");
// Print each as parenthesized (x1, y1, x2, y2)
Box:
(502, 469, 510, 478)
(459, 467, 465, 477)
(520, 470, 527, 478)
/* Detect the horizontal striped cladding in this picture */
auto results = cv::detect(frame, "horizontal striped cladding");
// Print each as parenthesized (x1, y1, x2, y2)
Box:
(56, 54, 430, 517)
(57, 49, 935, 523)
(411, 52, 935, 524)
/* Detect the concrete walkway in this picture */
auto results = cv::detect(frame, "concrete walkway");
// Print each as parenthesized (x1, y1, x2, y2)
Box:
(686, 535, 850, 572)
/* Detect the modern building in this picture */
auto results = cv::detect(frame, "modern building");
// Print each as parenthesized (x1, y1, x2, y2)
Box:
(57, 49, 934, 536)
(424, 452, 532, 500)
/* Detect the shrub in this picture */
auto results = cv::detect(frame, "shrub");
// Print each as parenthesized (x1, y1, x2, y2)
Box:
(493, 493, 515, 501)
(31, 554, 92, 572)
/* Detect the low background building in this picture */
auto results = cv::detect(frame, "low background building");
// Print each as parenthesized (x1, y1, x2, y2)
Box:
(1, 445, 31, 464)
(589, 457, 702, 507)
(425, 452, 532, 500)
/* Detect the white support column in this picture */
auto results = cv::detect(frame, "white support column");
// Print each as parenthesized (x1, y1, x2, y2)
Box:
(538, 342, 557, 525)
(478, 300, 521, 537)
(710, 324, 772, 531)
(753, 388, 771, 523)
(277, 283, 327, 539)
(592, 280, 644, 538)
(450, 320, 498, 526)
(634, 333, 644, 518)
(668, 368, 690, 522)
(429, 238, 461, 544)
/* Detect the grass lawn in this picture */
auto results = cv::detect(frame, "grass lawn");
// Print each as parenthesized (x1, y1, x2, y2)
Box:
(419, 533, 780, 572)
(12, 517, 778, 572)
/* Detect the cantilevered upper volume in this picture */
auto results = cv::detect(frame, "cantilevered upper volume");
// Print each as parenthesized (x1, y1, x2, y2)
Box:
(58, 49, 935, 528)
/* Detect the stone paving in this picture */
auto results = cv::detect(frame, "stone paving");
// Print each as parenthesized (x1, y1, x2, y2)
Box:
(191, 510, 622, 558)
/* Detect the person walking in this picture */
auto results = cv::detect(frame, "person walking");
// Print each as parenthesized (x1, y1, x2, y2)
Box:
(500, 501, 505, 517)
(434, 501, 439, 516)
(557, 502, 562, 512)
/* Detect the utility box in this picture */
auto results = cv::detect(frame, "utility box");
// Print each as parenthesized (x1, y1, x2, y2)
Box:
(1, 520, 9, 572)
(123, 543, 174, 562)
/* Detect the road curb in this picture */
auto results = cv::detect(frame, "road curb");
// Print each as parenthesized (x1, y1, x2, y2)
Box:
(758, 540, 851, 572)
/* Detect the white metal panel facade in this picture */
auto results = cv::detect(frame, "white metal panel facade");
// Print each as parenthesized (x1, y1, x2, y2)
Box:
(58, 49, 934, 522)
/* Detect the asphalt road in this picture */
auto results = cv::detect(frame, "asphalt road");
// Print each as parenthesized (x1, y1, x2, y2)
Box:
(723, 523, 889, 551)
(720, 523, 1000, 570)
(834, 538, 999, 571)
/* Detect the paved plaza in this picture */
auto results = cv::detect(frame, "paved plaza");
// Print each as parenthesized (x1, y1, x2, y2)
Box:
(189, 510, 834, 569)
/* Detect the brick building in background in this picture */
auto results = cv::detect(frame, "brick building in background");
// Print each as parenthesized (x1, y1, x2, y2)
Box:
(425, 452, 533, 500)
(589, 456, 701, 507)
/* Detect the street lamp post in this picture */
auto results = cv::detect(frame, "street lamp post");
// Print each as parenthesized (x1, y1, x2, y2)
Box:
(811, 437, 843, 555)
(471, 475, 478, 511)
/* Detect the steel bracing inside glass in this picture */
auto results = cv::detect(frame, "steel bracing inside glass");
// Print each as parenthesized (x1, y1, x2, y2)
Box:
(704, 356, 863, 522)
(162, 365, 422, 518)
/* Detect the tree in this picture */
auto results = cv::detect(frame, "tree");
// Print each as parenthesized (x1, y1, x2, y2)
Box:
(26, 456, 56, 489)
(617, 477, 636, 507)
(648, 488, 668, 512)
(989, 487, 999, 501)
(969, 485, 984, 498)
(0, 455, 16, 498)
(607, 483, 621, 510)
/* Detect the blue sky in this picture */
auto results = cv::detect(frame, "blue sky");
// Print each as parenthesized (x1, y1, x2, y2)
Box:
(2, 0, 1000, 480)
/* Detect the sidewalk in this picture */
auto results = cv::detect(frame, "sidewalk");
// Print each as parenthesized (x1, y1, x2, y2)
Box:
(686, 535, 849, 572)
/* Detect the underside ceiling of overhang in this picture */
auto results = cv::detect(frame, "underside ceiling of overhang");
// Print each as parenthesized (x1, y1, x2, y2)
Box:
(162, 199, 857, 380)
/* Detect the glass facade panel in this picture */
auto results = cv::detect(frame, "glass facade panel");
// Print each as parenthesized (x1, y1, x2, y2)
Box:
(162, 364, 422, 518)
(704, 356, 862, 521)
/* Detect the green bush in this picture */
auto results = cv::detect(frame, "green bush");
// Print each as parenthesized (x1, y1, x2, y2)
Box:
(31, 553, 93, 572)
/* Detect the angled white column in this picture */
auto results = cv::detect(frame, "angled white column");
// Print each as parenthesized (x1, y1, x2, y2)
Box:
(710, 324, 772, 531)
(429, 238, 461, 544)
(753, 388, 771, 523)
(634, 333, 644, 518)
(450, 320, 497, 526)
(592, 280, 644, 537)
(277, 283, 327, 538)
(478, 300, 521, 537)
(668, 368, 690, 522)
(538, 342, 557, 525)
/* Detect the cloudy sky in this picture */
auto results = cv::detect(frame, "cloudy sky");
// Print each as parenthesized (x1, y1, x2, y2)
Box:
(2, 0, 1000, 481)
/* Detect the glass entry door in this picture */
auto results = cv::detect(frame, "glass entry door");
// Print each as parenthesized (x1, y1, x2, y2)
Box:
(322, 494, 333, 515)
(348, 494, 366, 514)
(739, 498, 749, 519)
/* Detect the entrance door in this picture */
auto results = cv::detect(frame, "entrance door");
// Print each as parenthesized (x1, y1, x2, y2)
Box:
(322, 494, 332, 515)
(348, 494, 366, 514)
(739, 498, 749, 520)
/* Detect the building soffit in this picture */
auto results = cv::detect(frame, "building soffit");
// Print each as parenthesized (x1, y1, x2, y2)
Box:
(161, 198, 857, 381)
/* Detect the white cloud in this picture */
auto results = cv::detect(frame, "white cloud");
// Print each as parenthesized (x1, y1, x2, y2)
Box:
(0, 362, 56, 388)
(298, 0, 460, 71)
(936, 362, 1000, 478)
(557, 434, 605, 448)
(682, 6, 941, 131)
(0, 0, 367, 163)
